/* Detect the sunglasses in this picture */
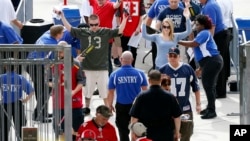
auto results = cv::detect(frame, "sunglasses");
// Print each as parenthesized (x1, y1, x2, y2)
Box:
(162, 25, 171, 29)
(169, 54, 178, 58)
(89, 23, 99, 27)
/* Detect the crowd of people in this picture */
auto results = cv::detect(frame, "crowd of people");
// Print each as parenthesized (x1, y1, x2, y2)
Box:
(0, 0, 234, 140)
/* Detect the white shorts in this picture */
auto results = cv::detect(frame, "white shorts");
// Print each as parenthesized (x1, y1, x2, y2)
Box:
(84, 70, 109, 99)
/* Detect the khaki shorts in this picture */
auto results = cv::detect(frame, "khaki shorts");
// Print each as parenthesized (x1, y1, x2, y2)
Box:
(84, 70, 109, 99)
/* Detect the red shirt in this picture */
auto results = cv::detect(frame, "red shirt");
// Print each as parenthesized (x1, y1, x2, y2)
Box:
(89, 0, 116, 28)
(118, 0, 146, 36)
(52, 64, 83, 109)
(76, 119, 118, 141)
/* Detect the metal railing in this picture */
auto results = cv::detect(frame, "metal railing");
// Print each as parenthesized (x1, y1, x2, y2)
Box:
(0, 44, 72, 141)
(239, 41, 250, 124)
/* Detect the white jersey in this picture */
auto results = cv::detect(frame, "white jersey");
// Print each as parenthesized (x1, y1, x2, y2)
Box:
(0, 0, 16, 24)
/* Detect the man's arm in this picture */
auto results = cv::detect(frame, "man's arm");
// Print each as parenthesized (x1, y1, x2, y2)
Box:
(118, 14, 128, 34)
(194, 90, 201, 114)
(145, 16, 153, 27)
(59, 11, 72, 32)
(155, 20, 162, 31)
(72, 83, 83, 96)
(11, 19, 23, 29)
(210, 25, 215, 36)
(173, 117, 181, 140)
(130, 117, 139, 125)
(107, 89, 115, 111)
(22, 92, 34, 103)
(130, 117, 139, 141)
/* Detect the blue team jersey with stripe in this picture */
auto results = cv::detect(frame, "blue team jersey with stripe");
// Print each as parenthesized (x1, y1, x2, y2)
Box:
(0, 72, 34, 103)
(194, 30, 219, 62)
(159, 63, 199, 113)
(108, 65, 148, 104)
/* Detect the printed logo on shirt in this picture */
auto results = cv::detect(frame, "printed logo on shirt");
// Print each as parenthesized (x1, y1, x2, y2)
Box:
(118, 76, 138, 84)
(1, 84, 21, 92)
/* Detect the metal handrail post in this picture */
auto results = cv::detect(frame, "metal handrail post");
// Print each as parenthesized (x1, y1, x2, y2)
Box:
(239, 41, 250, 124)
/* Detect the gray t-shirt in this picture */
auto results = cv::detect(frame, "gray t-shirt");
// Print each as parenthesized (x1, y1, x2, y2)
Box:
(71, 27, 119, 70)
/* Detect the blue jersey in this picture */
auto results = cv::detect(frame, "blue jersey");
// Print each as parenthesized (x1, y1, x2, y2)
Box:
(201, 0, 226, 34)
(159, 63, 199, 113)
(148, 0, 184, 19)
(0, 72, 34, 103)
(194, 30, 219, 62)
(108, 65, 148, 104)
(157, 7, 186, 32)
(59, 29, 80, 58)
(0, 21, 23, 44)
(27, 31, 57, 59)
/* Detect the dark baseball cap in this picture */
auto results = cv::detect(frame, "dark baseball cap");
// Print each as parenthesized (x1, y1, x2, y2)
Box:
(96, 105, 113, 118)
(168, 47, 180, 55)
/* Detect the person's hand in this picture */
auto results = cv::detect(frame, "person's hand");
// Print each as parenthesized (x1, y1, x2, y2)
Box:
(134, 27, 141, 36)
(183, 7, 190, 19)
(109, 105, 116, 113)
(195, 68, 202, 78)
(174, 132, 181, 141)
(53, 8, 64, 18)
(184, 0, 190, 8)
(20, 99, 28, 103)
(76, 55, 85, 62)
(196, 104, 201, 114)
(122, 12, 129, 21)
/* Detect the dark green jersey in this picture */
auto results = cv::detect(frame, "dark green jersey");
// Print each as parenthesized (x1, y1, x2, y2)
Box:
(71, 27, 119, 70)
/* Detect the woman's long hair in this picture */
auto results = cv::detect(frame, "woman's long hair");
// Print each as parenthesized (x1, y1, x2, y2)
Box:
(162, 18, 175, 41)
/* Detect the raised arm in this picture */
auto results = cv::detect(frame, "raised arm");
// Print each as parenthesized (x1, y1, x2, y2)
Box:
(58, 10, 72, 32)
(118, 14, 128, 34)
(141, 19, 157, 42)
(176, 8, 192, 40)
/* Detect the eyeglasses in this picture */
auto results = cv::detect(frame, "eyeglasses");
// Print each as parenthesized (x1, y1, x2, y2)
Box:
(162, 25, 171, 29)
(89, 23, 99, 27)
(169, 54, 178, 58)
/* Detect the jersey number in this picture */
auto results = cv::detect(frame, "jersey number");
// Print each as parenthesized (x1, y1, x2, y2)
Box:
(170, 78, 186, 97)
(88, 36, 101, 49)
(123, 1, 139, 16)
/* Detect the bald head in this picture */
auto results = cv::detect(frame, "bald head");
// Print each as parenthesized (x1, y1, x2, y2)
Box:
(120, 51, 133, 65)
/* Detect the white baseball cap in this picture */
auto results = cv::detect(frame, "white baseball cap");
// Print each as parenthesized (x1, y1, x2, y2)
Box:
(129, 122, 147, 137)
